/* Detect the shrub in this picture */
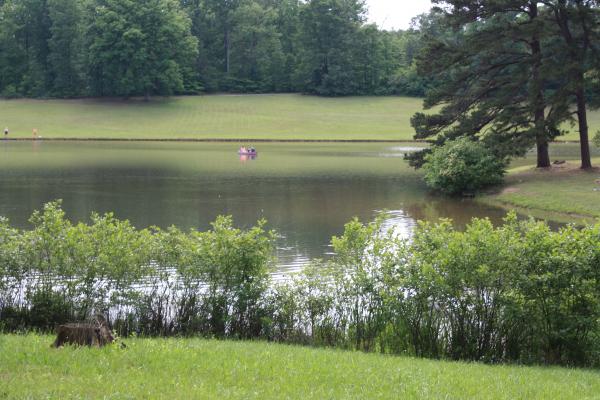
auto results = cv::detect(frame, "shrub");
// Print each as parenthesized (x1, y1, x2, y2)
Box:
(0, 201, 276, 339)
(27, 291, 74, 331)
(3, 202, 600, 367)
(422, 138, 506, 195)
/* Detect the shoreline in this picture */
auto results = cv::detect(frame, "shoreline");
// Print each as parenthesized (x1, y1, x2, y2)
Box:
(477, 161, 600, 224)
(0, 137, 583, 143)
(3, 137, 427, 143)
(476, 197, 596, 225)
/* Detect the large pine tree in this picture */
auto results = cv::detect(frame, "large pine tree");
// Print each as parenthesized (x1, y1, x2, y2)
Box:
(409, 1, 571, 169)
(411, 0, 600, 170)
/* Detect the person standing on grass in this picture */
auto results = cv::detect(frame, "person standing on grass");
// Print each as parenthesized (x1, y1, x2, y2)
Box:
(4, 127, 7, 138)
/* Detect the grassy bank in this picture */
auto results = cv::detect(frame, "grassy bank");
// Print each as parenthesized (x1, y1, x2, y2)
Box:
(481, 157, 600, 223)
(1, 335, 598, 399)
(0, 94, 596, 140)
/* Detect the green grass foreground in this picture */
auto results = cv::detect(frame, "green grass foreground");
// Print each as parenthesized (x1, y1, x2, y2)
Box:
(0, 94, 423, 141)
(1, 335, 598, 399)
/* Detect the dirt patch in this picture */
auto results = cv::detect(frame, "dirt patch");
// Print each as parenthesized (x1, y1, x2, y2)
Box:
(500, 187, 520, 194)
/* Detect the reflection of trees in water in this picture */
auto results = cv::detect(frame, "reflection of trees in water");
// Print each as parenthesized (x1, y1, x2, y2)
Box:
(403, 196, 508, 229)
(402, 196, 566, 232)
(0, 167, 514, 264)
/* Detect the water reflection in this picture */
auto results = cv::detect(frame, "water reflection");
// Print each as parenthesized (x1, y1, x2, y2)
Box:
(0, 141, 537, 269)
(379, 209, 418, 240)
(239, 154, 257, 162)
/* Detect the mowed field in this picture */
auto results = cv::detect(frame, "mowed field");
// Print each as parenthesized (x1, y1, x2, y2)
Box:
(0, 94, 423, 141)
(481, 144, 600, 222)
(481, 160, 600, 223)
(1, 93, 595, 141)
(1, 335, 599, 400)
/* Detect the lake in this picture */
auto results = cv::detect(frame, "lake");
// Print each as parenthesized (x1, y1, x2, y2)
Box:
(0, 141, 516, 271)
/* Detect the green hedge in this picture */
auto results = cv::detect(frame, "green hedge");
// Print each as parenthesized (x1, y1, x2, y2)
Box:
(1, 202, 600, 367)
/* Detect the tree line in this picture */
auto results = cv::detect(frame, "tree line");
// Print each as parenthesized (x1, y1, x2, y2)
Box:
(2, 202, 600, 367)
(3, 0, 599, 171)
(408, 0, 600, 171)
(0, 0, 429, 98)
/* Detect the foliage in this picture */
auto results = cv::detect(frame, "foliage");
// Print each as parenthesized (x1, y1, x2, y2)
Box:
(421, 138, 506, 195)
(3, 202, 600, 367)
(85, 0, 199, 98)
(0, 201, 275, 338)
(228, 2, 286, 92)
(48, 0, 85, 97)
(0, 0, 424, 98)
(294, 0, 363, 95)
(540, 0, 600, 169)
(277, 213, 600, 367)
(409, 1, 600, 169)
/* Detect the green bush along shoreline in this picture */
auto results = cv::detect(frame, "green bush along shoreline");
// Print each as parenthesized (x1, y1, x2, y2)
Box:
(1, 202, 600, 367)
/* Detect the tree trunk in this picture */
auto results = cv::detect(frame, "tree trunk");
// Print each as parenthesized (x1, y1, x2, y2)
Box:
(532, 61, 551, 167)
(529, 3, 551, 168)
(575, 83, 592, 169)
(536, 136, 551, 168)
(551, 2, 592, 169)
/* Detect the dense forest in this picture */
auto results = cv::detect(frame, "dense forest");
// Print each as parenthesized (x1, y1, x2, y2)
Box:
(0, 0, 429, 98)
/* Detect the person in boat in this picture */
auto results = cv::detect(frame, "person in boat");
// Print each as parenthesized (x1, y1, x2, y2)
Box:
(240, 146, 247, 153)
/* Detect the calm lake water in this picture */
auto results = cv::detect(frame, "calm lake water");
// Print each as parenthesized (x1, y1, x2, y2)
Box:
(0, 141, 513, 271)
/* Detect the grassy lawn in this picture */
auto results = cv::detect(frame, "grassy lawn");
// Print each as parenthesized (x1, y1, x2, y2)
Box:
(0, 94, 424, 141)
(0, 94, 600, 140)
(0, 94, 597, 141)
(1, 335, 599, 399)
(481, 149, 600, 223)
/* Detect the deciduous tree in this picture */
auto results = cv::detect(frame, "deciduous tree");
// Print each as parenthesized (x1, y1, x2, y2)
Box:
(48, 0, 85, 96)
(86, 0, 198, 99)
(295, 0, 366, 95)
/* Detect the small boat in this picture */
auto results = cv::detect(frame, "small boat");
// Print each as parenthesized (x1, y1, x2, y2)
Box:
(238, 147, 257, 156)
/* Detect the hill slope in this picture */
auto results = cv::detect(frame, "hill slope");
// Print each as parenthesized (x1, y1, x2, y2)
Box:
(0, 94, 422, 141)
(1, 94, 594, 141)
